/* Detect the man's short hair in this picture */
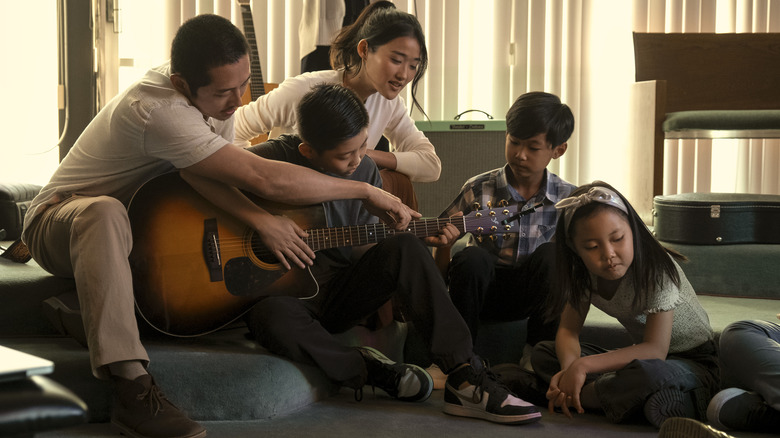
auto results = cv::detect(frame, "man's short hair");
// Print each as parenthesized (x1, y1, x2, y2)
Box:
(170, 14, 249, 96)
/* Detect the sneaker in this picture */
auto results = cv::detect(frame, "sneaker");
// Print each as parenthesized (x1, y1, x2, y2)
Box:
(707, 387, 780, 432)
(443, 356, 541, 425)
(643, 388, 709, 429)
(111, 374, 206, 438)
(358, 346, 433, 402)
(490, 363, 548, 407)
(658, 417, 735, 438)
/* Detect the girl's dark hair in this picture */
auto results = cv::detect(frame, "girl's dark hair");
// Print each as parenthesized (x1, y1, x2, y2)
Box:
(547, 181, 686, 319)
(330, 1, 429, 117)
(170, 14, 249, 96)
(505, 92, 574, 147)
(297, 83, 369, 152)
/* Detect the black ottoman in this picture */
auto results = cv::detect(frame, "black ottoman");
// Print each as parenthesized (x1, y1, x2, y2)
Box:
(0, 375, 87, 437)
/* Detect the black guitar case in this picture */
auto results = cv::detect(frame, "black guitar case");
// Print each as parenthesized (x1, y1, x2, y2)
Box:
(0, 182, 41, 240)
(653, 193, 780, 245)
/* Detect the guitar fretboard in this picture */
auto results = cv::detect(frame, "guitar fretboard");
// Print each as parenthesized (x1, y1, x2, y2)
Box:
(239, 4, 265, 99)
(304, 217, 465, 251)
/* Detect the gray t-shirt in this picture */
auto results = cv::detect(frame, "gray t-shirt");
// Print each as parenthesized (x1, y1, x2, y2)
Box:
(247, 134, 382, 286)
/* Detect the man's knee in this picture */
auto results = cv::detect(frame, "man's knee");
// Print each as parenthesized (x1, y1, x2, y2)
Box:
(72, 197, 131, 237)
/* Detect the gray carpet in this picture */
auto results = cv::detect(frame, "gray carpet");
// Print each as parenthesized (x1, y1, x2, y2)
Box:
(38, 388, 774, 438)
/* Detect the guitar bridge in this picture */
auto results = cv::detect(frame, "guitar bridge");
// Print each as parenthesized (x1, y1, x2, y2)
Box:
(202, 218, 223, 282)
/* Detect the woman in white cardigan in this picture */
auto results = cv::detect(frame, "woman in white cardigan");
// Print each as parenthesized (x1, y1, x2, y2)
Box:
(235, 1, 441, 184)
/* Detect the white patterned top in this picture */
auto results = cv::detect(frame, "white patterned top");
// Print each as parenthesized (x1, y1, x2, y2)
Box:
(589, 258, 714, 354)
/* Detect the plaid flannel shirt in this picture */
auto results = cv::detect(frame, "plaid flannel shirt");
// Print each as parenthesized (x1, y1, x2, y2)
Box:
(440, 165, 576, 267)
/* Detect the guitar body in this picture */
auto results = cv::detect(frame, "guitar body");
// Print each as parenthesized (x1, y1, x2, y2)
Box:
(128, 172, 323, 337)
(128, 172, 526, 337)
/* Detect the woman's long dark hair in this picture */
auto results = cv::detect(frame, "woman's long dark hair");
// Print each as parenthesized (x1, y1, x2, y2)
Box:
(330, 1, 428, 117)
(546, 181, 686, 320)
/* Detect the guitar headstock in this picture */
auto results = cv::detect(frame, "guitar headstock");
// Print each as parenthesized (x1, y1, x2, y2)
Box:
(461, 202, 521, 242)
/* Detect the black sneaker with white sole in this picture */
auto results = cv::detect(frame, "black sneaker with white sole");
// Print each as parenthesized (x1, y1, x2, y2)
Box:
(357, 346, 433, 402)
(707, 388, 780, 432)
(443, 356, 541, 425)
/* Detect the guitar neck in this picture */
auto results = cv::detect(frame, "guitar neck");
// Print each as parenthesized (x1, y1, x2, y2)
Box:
(238, 3, 265, 99)
(304, 217, 464, 251)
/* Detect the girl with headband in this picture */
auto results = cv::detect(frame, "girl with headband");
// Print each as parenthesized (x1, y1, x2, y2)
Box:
(529, 181, 718, 428)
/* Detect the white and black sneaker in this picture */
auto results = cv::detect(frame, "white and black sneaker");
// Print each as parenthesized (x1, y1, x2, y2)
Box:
(443, 356, 541, 425)
(358, 346, 433, 402)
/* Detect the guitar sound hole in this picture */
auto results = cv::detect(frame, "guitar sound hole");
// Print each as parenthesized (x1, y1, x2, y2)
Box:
(250, 233, 278, 264)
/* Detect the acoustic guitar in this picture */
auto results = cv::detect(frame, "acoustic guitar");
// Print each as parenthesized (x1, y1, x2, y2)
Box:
(237, 0, 278, 144)
(127, 172, 523, 337)
(238, 0, 266, 103)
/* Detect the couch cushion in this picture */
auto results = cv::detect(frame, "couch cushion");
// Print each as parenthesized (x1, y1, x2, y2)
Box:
(0, 255, 75, 336)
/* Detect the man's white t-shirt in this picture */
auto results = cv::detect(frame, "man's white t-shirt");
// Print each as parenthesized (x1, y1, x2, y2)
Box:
(24, 63, 232, 230)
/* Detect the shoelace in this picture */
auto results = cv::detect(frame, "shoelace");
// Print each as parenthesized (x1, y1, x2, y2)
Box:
(367, 365, 402, 397)
(469, 363, 510, 405)
(137, 383, 169, 415)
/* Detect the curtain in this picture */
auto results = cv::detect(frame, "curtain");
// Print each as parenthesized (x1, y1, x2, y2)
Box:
(236, 0, 638, 191)
(112, 0, 777, 205)
(116, 0, 637, 194)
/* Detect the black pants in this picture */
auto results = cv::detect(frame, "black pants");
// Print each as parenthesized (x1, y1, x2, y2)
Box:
(531, 340, 719, 423)
(447, 242, 559, 345)
(246, 234, 474, 387)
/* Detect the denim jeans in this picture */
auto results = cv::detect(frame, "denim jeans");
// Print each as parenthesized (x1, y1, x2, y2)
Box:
(531, 339, 719, 423)
(719, 319, 780, 411)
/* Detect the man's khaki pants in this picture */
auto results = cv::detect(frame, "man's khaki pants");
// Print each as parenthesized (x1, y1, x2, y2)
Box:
(23, 195, 149, 379)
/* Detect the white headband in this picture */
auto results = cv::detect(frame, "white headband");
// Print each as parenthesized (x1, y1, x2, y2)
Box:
(556, 186, 629, 232)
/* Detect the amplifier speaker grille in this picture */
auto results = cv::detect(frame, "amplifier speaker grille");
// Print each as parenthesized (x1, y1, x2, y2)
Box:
(412, 127, 507, 217)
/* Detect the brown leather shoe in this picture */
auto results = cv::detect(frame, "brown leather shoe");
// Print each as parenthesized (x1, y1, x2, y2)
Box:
(111, 374, 206, 438)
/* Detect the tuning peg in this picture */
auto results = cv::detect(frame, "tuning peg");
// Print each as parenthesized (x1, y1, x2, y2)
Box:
(486, 200, 493, 208)
(502, 209, 510, 216)
(476, 235, 483, 243)
(498, 199, 509, 207)
(502, 233, 514, 240)
(489, 235, 497, 241)
(472, 202, 481, 211)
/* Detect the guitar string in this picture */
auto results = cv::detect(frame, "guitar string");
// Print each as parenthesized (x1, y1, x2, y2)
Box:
(203, 213, 517, 258)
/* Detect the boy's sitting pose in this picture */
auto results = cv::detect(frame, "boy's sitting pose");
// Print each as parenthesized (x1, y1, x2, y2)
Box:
(182, 84, 541, 425)
(435, 92, 576, 353)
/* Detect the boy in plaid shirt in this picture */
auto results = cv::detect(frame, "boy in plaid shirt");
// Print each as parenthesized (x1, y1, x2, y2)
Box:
(434, 92, 576, 350)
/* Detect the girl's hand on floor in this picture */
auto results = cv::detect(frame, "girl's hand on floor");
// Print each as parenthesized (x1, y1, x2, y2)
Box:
(546, 368, 585, 418)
